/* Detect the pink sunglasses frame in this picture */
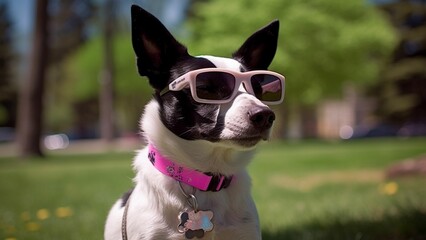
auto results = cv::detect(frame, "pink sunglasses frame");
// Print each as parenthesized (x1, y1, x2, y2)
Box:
(160, 68, 285, 105)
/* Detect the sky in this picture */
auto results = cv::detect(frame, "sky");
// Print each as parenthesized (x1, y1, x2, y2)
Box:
(3, 0, 34, 53)
(6, 0, 34, 34)
(3, 0, 188, 37)
(2, 0, 189, 54)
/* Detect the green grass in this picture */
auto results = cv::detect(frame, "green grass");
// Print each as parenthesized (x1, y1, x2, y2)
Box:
(252, 138, 426, 240)
(1, 138, 426, 240)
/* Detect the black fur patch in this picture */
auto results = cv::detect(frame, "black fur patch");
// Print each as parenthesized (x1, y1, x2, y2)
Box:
(120, 188, 135, 208)
(157, 57, 226, 141)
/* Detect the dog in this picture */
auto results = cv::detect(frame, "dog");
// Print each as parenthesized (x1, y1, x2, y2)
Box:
(104, 5, 284, 240)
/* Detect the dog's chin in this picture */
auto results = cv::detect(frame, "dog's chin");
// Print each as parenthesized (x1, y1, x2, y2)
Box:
(219, 131, 271, 149)
(232, 137, 263, 148)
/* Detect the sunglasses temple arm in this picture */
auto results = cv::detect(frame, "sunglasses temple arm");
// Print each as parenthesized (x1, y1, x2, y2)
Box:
(169, 77, 189, 91)
(159, 77, 189, 96)
(159, 87, 170, 96)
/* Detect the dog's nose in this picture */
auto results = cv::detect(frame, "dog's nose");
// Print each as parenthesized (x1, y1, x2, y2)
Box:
(248, 107, 275, 130)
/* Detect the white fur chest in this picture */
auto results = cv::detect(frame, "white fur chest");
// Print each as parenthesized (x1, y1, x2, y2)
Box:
(121, 149, 261, 240)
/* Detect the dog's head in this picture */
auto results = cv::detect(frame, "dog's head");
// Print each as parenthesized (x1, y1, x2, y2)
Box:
(131, 5, 283, 151)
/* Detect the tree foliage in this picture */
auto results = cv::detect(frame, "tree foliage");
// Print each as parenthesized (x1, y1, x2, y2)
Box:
(58, 35, 152, 132)
(44, 0, 97, 129)
(188, 0, 396, 105)
(374, 0, 426, 124)
(48, 0, 95, 64)
(50, 1, 176, 133)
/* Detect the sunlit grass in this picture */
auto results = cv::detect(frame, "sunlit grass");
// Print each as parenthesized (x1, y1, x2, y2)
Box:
(1, 138, 425, 240)
(0, 152, 134, 240)
(251, 138, 426, 239)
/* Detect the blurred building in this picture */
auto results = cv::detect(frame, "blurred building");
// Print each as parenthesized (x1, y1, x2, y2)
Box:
(316, 86, 377, 139)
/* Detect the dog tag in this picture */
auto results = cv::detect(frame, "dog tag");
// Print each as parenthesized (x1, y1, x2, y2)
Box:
(178, 210, 214, 239)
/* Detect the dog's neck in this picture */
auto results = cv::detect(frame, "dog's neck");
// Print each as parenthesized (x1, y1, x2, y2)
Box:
(148, 144, 233, 192)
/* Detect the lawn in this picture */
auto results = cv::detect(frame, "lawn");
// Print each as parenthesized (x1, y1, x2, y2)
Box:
(1, 138, 426, 240)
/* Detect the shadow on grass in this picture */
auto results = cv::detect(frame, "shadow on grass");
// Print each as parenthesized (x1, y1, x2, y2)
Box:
(262, 208, 426, 240)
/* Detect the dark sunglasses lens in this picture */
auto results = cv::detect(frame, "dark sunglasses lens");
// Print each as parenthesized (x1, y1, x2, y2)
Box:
(250, 74, 282, 102)
(195, 72, 236, 100)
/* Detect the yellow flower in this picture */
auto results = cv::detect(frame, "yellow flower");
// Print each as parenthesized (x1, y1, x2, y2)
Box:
(36, 209, 50, 220)
(55, 207, 73, 218)
(25, 222, 40, 232)
(5, 237, 17, 240)
(381, 182, 398, 195)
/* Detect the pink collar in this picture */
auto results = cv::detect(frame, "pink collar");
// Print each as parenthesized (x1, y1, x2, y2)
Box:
(148, 145, 233, 192)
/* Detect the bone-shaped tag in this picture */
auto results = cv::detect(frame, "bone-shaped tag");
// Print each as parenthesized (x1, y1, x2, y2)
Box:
(178, 210, 214, 239)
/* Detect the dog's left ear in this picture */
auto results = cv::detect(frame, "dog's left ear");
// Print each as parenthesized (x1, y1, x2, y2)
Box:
(233, 20, 279, 70)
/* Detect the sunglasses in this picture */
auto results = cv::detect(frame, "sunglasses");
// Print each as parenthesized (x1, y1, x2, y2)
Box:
(160, 68, 285, 105)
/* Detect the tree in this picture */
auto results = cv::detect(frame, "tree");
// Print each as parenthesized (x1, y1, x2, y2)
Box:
(0, 2, 17, 128)
(17, 0, 97, 157)
(48, 2, 190, 136)
(45, 0, 96, 133)
(374, 0, 426, 125)
(61, 35, 152, 134)
(48, 0, 95, 64)
(190, 0, 395, 103)
(99, 0, 116, 142)
(17, 0, 49, 157)
(188, 0, 396, 137)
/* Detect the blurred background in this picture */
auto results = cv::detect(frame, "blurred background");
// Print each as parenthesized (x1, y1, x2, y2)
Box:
(1, 1, 426, 240)
(0, 0, 425, 155)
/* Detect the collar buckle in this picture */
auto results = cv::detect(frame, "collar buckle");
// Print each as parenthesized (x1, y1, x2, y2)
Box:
(205, 173, 233, 192)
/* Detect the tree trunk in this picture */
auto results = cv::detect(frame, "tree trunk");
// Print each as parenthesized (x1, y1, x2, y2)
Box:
(17, 0, 49, 158)
(99, 0, 115, 142)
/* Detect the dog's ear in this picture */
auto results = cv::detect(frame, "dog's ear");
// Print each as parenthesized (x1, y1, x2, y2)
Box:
(131, 5, 189, 90)
(233, 20, 279, 70)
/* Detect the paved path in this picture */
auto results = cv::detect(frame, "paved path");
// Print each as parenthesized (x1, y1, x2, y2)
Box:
(0, 137, 143, 158)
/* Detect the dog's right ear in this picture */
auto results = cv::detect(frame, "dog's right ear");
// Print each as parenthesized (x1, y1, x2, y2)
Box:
(131, 5, 189, 90)
(233, 20, 279, 70)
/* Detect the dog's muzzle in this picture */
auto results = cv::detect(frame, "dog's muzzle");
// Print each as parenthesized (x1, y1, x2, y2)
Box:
(248, 106, 275, 133)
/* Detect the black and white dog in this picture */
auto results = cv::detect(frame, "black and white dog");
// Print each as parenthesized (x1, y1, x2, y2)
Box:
(104, 5, 284, 240)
